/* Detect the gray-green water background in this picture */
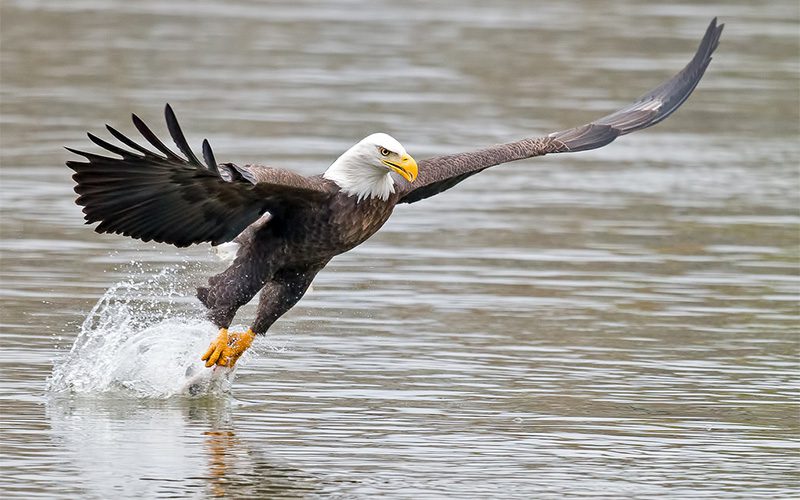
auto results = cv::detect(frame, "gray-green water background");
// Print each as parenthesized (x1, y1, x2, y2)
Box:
(1, 1, 798, 498)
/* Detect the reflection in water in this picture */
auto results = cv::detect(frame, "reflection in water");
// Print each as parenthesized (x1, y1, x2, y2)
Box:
(45, 396, 322, 498)
(204, 429, 326, 498)
(205, 429, 237, 497)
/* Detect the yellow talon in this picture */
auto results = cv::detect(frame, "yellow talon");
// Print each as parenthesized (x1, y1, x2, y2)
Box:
(201, 328, 255, 368)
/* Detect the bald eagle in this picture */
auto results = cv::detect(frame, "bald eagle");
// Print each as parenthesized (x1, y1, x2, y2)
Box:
(67, 19, 723, 368)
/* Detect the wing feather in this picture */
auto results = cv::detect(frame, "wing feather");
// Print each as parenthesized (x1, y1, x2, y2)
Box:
(202, 139, 219, 175)
(398, 18, 724, 204)
(105, 123, 156, 157)
(131, 112, 184, 161)
(68, 105, 332, 247)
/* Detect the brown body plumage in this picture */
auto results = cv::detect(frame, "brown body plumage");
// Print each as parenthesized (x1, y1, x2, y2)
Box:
(67, 19, 723, 366)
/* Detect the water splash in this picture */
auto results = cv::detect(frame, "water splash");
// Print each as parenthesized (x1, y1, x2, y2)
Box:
(47, 264, 238, 398)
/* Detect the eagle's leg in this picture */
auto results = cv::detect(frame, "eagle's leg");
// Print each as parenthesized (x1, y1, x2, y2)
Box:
(200, 264, 324, 368)
(250, 266, 322, 335)
(198, 252, 273, 368)
(198, 265, 266, 330)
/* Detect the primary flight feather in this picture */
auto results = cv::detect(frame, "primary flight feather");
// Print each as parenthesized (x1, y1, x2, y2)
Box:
(68, 19, 723, 368)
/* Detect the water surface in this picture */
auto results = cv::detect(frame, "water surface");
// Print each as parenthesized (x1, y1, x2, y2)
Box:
(1, 0, 798, 498)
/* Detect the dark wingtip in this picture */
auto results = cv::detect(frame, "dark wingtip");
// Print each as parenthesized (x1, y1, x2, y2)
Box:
(131, 112, 147, 132)
(130, 113, 148, 138)
(65, 146, 87, 156)
(164, 103, 177, 129)
(87, 131, 143, 159)
(164, 103, 202, 165)
(65, 149, 93, 171)
(202, 138, 219, 175)
(131, 110, 183, 161)
(86, 132, 104, 145)
(701, 17, 724, 60)
(105, 122, 159, 157)
(65, 159, 88, 171)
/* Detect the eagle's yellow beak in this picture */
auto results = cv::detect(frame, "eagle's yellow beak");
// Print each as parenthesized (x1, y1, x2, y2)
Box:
(383, 154, 418, 183)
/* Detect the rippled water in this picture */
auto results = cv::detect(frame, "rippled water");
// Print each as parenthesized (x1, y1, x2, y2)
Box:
(2, 0, 798, 497)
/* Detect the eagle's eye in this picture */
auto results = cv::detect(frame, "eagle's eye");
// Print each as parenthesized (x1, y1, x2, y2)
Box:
(379, 147, 391, 157)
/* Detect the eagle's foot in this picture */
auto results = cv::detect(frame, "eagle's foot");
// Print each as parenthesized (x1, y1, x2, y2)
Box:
(201, 328, 255, 368)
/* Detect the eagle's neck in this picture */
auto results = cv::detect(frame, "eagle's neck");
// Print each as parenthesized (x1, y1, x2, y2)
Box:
(323, 149, 395, 202)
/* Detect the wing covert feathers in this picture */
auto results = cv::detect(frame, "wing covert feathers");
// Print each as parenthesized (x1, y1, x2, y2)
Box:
(399, 18, 723, 204)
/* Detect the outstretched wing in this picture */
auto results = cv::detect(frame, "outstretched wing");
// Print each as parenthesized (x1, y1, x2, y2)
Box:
(67, 104, 332, 247)
(398, 18, 724, 204)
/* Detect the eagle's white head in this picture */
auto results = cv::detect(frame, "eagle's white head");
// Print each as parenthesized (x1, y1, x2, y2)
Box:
(323, 133, 418, 202)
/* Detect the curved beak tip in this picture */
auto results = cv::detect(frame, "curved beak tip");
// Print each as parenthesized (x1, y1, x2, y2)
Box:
(383, 154, 418, 183)
(402, 155, 418, 183)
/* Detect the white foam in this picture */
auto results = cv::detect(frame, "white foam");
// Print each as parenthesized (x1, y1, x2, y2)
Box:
(47, 265, 242, 398)
(211, 241, 239, 263)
